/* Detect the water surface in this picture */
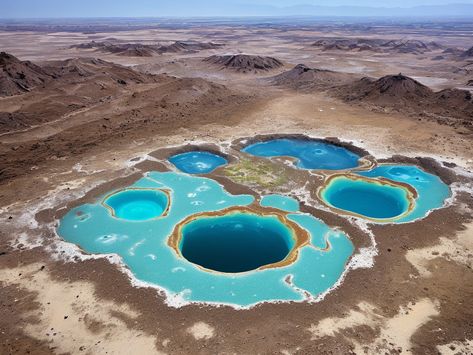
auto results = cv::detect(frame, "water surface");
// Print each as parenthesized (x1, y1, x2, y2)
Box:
(180, 212, 294, 273)
(242, 138, 360, 170)
(104, 189, 169, 221)
(169, 151, 227, 174)
(260, 194, 300, 212)
(357, 165, 450, 223)
(320, 176, 411, 220)
(57, 171, 353, 307)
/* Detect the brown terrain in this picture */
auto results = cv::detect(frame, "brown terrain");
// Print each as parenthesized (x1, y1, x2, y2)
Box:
(0, 18, 472, 355)
(271, 65, 473, 130)
(461, 45, 473, 58)
(312, 37, 443, 54)
(70, 40, 224, 57)
(271, 63, 358, 90)
(204, 54, 284, 73)
(0, 52, 53, 96)
(333, 74, 473, 130)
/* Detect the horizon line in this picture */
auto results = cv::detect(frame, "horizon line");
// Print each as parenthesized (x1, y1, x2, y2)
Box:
(2, 13, 473, 20)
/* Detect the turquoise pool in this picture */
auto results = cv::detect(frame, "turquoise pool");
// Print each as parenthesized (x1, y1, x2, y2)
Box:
(357, 165, 451, 223)
(58, 172, 354, 307)
(242, 138, 361, 170)
(57, 138, 452, 307)
(318, 164, 450, 223)
(103, 189, 170, 221)
(320, 175, 413, 220)
(260, 194, 300, 212)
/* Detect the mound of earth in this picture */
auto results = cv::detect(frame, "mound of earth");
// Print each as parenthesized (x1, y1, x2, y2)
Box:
(0, 112, 30, 131)
(71, 41, 223, 57)
(0, 55, 160, 133)
(0, 52, 54, 96)
(454, 62, 473, 75)
(312, 38, 442, 54)
(339, 74, 432, 103)
(312, 38, 386, 52)
(333, 74, 473, 130)
(42, 57, 152, 84)
(434, 88, 473, 112)
(460, 46, 473, 58)
(383, 39, 441, 54)
(159, 41, 223, 53)
(71, 41, 112, 50)
(442, 47, 464, 56)
(0, 72, 252, 182)
(0, 54, 254, 179)
(204, 54, 283, 73)
(70, 41, 159, 57)
(270, 64, 357, 90)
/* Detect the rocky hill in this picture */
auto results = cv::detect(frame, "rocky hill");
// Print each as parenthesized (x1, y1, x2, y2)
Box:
(312, 38, 442, 54)
(332, 73, 473, 130)
(0, 53, 249, 141)
(338, 74, 432, 103)
(460, 46, 473, 58)
(204, 54, 283, 73)
(70, 41, 223, 57)
(270, 64, 356, 90)
(0, 52, 54, 96)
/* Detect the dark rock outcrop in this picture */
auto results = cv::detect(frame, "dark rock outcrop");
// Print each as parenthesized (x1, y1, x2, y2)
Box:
(204, 54, 283, 73)
(270, 64, 356, 90)
(460, 46, 473, 58)
(0, 52, 53, 96)
(312, 38, 442, 54)
(332, 73, 473, 130)
(70, 41, 223, 57)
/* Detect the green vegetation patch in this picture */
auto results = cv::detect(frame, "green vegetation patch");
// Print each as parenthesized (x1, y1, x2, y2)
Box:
(223, 158, 288, 188)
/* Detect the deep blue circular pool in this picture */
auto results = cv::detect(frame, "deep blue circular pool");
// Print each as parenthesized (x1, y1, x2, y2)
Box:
(179, 212, 294, 273)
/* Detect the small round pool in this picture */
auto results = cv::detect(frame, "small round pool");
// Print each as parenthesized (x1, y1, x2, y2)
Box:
(169, 151, 228, 174)
(320, 176, 413, 220)
(178, 212, 295, 273)
(103, 189, 169, 221)
(242, 138, 360, 170)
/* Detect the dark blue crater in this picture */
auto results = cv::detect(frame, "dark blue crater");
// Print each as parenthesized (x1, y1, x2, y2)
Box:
(179, 212, 294, 273)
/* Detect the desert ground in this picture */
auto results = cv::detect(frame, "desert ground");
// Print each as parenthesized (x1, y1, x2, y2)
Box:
(0, 18, 472, 354)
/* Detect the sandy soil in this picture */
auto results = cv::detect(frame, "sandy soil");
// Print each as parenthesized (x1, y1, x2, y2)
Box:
(0, 20, 472, 354)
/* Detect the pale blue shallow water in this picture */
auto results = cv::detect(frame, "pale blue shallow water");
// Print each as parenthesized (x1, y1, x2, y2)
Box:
(260, 194, 300, 212)
(169, 151, 228, 174)
(57, 172, 354, 307)
(242, 138, 361, 170)
(357, 165, 451, 223)
(104, 189, 169, 221)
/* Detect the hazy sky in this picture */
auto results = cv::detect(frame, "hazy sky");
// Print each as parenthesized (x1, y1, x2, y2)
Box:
(237, 0, 472, 4)
(3, 0, 473, 18)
